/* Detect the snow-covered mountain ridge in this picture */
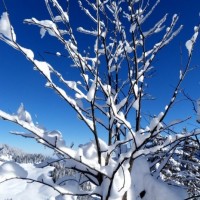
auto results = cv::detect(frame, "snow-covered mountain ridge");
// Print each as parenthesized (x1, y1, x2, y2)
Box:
(0, 144, 49, 163)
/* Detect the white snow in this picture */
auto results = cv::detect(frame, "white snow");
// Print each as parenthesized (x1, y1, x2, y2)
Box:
(0, 12, 16, 41)
(25, 18, 60, 38)
(87, 78, 96, 102)
(130, 23, 136, 33)
(0, 1, 197, 199)
(149, 117, 159, 131)
(77, 27, 98, 36)
(75, 93, 83, 99)
(34, 60, 52, 81)
(56, 52, 61, 56)
(127, 156, 188, 200)
(179, 70, 183, 79)
(125, 41, 133, 53)
(0, 161, 28, 180)
(108, 160, 131, 200)
(19, 46, 34, 61)
(50, 0, 69, 23)
(44, 130, 65, 147)
(137, 70, 144, 82)
(82, 74, 89, 85)
(185, 40, 193, 56)
(54, 12, 69, 23)
(133, 98, 139, 110)
(17, 103, 33, 124)
(116, 97, 128, 112)
(109, 65, 117, 73)
(149, 112, 164, 131)
(40, 27, 46, 38)
(143, 173, 187, 200)
(77, 139, 107, 168)
(54, 15, 62, 22)
(132, 81, 139, 95)
(185, 26, 199, 55)
(0, 162, 58, 200)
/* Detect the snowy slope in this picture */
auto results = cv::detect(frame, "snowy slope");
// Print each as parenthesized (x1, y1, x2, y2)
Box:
(0, 162, 58, 200)
(0, 144, 57, 200)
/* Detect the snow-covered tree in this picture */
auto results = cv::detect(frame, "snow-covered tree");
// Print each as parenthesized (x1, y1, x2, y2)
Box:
(0, 143, 49, 163)
(147, 133, 200, 199)
(0, 0, 200, 199)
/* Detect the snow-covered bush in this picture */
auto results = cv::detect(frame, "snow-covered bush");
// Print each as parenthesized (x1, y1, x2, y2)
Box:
(0, 0, 200, 199)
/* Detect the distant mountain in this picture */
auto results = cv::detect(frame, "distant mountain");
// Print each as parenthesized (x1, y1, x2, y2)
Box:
(0, 144, 49, 163)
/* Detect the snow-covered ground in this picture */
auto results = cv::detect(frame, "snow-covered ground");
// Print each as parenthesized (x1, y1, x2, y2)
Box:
(0, 160, 58, 200)
(0, 157, 189, 200)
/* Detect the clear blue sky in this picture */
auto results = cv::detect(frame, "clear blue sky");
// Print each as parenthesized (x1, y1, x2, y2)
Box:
(0, 0, 200, 154)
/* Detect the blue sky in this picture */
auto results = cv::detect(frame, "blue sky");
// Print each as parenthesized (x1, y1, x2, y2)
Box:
(0, 0, 200, 154)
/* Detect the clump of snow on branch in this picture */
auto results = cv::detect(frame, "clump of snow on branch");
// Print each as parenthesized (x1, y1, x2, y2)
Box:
(33, 60, 52, 81)
(87, 78, 97, 102)
(149, 112, 164, 131)
(56, 52, 61, 56)
(185, 26, 199, 55)
(25, 18, 61, 38)
(0, 12, 16, 41)
(17, 103, 33, 125)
